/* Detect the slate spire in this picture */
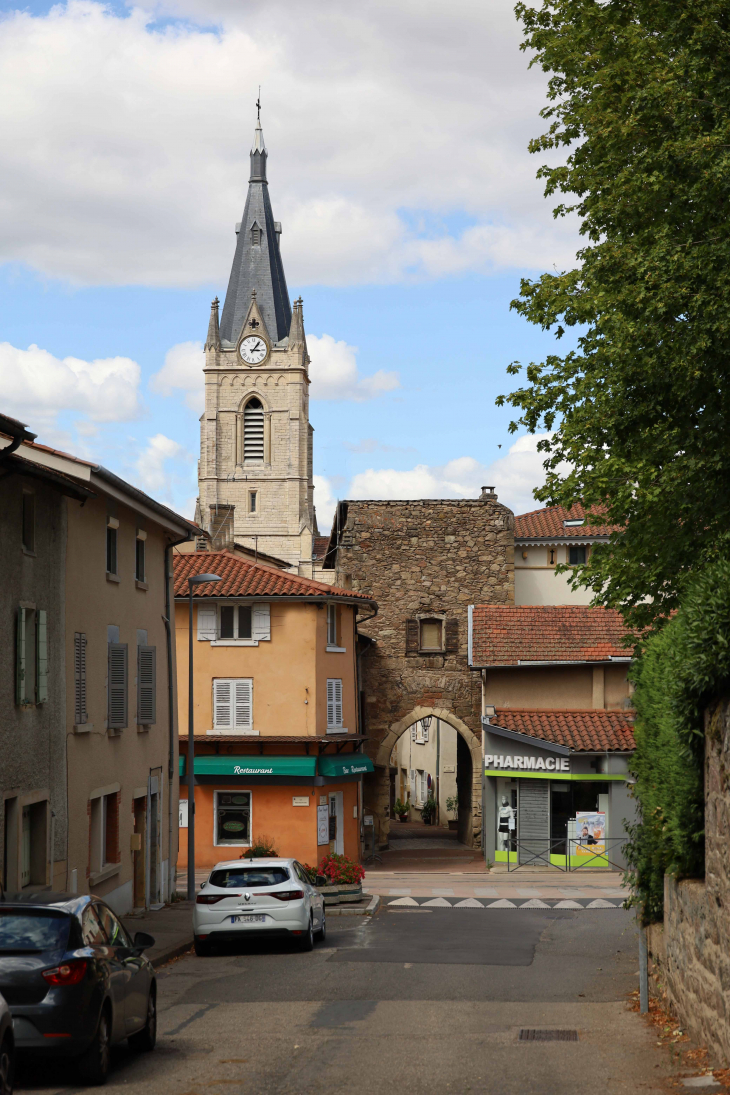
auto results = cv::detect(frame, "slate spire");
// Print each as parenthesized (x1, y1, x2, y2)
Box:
(219, 116, 292, 346)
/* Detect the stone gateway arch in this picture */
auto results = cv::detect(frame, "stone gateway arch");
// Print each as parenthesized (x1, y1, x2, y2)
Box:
(324, 495, 515, 851)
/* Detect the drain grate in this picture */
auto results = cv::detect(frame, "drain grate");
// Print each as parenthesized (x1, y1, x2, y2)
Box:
(519, 1029, 579, 1042)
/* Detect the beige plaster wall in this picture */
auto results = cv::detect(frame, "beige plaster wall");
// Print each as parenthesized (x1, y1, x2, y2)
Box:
(484, 663, 630, 710)
(175, 601, 358, 738)
(65, 491, 179, 915)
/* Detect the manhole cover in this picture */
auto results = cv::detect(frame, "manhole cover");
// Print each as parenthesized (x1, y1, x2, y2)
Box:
(519, 1029, 579, 1042)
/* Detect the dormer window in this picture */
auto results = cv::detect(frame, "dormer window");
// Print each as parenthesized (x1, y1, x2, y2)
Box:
(250, 221, 262, 246)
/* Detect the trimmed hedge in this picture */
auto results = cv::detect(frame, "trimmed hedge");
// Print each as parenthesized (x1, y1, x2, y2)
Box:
(626, 559, 730, 923)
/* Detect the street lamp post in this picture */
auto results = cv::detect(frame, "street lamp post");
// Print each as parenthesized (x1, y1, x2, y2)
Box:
(187, 573, 222, 901)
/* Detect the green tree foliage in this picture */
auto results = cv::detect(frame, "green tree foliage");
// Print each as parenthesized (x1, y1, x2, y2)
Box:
(499, 0, 730, 632)
(626, 559, 730, 922)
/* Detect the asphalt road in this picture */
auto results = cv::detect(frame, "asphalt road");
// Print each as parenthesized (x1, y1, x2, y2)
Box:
(16, 907, 675, 1095)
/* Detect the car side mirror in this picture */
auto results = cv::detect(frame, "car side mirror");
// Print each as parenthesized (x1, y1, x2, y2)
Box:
(133, 931, 155, 952)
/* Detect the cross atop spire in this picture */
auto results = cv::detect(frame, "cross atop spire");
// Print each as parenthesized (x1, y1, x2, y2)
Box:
(256, 86, 261, 121)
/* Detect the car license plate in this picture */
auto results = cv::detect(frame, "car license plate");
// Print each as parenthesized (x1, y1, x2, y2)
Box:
(231, 914, 266, 924)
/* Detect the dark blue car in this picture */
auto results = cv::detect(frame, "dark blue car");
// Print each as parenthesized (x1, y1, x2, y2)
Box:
(0, 893, 156, 1085)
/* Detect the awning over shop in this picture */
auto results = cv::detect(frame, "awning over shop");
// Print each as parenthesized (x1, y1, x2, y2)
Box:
(318, 755, 374, 779)
(179, 755, 185, 777)
(193, 755, 317, 778)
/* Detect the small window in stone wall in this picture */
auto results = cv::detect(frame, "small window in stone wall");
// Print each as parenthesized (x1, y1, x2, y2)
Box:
(405, 617, 459, 654)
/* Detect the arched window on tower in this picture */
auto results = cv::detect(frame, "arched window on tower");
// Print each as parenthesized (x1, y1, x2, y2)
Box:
(242, 398, 265, 463)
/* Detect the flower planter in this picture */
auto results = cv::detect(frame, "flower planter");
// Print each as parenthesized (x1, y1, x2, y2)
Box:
(448, 819, 459, 831)
(397, 814, 409, 823)
(423, 816, 432, 825)
(315, 883, 363, 906)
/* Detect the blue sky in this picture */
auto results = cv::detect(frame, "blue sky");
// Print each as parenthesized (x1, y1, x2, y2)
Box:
(0, 0, 579, 524)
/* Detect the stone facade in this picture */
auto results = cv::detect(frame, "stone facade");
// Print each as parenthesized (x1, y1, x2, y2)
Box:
(330, 497, 515, 847)
(646, 697, 730, 1065)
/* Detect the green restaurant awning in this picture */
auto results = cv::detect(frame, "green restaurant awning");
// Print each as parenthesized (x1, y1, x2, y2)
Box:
(179, 755, 185, 777)
(193, 755, 317, 777)
(318, 755, 374, 779)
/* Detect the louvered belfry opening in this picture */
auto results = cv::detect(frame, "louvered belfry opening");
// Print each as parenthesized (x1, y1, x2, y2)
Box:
(243, 398, 265, 463)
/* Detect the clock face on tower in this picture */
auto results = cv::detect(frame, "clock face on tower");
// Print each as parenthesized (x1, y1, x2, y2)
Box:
(239, 335, 268, 365)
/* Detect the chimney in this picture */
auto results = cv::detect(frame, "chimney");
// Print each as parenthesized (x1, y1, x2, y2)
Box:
(479, 485, 497, 501)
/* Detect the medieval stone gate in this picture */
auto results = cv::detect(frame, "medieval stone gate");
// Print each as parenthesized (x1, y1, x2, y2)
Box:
(324, 494, 515, 850)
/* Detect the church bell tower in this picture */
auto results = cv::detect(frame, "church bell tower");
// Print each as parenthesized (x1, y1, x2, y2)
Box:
(196, 114, 315, 572)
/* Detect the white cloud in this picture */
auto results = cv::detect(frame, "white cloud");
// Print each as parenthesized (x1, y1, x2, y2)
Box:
(0, 0, 578, 288)
(150, 340, 205, 412)
(313, 473, 337, 530)
(345, 433, 559, 516)
(0, 340, 142, 429)
(308, 334, 399, 401)
(132, 432, 192, 501)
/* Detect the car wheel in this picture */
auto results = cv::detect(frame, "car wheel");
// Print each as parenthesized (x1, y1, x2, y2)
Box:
(0, 1034, 14, 1095)
(315, 907, 326, 943)
(128, 988, 156, 1052)
(194, 937, 212, 957)
(300, 915, 314, 952)
(77, 1006, 111, 1085)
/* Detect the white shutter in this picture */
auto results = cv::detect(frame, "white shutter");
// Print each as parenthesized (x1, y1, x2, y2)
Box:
(197, 604, 218, 641)
(422, 722, 429, 743)
(327, 679, 335, 727)
(334, 679, 343, 727)
(213, 679, 232, 729)
(411, 725, 417, 742)
(252, 603, 270, 641)
(409, 770, 416, 798)
(233, 679, 253, 730)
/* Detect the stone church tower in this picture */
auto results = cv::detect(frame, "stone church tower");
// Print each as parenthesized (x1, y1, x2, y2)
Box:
(196, 116, 315, 572)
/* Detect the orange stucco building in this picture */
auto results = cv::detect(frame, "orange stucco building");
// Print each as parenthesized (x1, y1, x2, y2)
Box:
(173, 550, 376, 871)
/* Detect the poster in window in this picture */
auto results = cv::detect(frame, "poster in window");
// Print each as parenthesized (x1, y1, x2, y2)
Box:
(317, 804, 329, 846)
(575, 811, 605, 855)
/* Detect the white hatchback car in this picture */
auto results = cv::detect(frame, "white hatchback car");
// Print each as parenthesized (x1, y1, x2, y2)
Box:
(193, 859, 326, 956)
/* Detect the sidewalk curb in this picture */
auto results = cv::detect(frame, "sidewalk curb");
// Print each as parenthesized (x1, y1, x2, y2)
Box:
(150, 938, 194, 968)
(365, 893, 380, 916)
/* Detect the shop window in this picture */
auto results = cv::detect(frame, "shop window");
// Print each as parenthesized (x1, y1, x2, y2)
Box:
(569, 544, 587, 565)
(215, 792, 251, 846)
(419, 618, 443, 651)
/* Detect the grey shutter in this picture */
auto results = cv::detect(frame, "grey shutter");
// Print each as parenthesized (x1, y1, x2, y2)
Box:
(445, 618, 459, 653)
(16, 607, 26, 705)
(405, 618, 419, 653)
(74, 633, 87, 724)
(137, 645, 156, 725)
(252, 603, 270, 641)
(36, 609, 48, 703)
(108, 642, 128, 729)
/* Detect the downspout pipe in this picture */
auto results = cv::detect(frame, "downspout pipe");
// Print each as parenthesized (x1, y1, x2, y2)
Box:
(163, 535, 193, 902)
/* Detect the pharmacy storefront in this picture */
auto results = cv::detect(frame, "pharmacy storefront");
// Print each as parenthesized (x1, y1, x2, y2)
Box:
(482, 721, 636, 869)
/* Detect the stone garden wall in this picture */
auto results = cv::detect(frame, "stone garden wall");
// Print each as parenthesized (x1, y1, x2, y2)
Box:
(646, 697, 730, 1064)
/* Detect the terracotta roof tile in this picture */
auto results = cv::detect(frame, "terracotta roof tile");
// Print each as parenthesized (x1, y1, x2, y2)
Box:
(313, 536, 330, 559)
(471, 605, 630, 665)
(515, 502, 617, 540)
(492, 708, 635, 752)
(173, 550, 375, 602)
